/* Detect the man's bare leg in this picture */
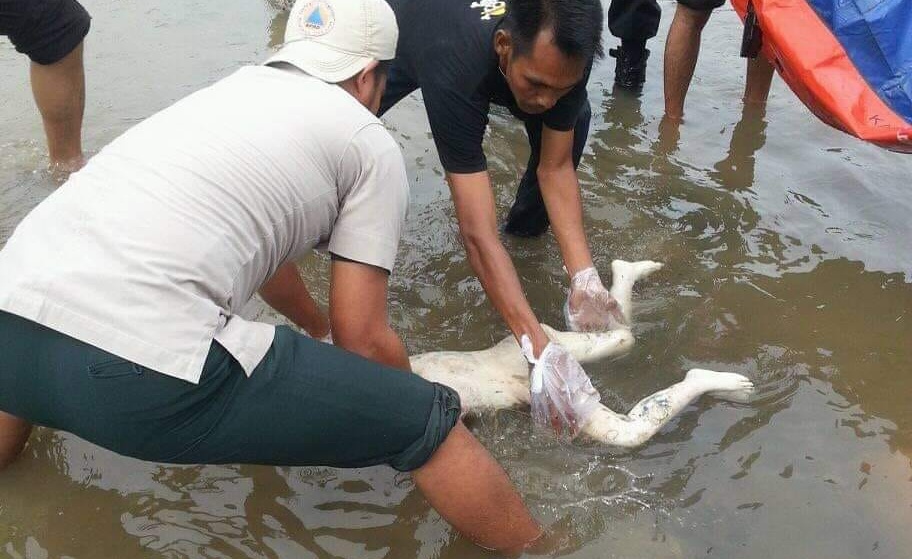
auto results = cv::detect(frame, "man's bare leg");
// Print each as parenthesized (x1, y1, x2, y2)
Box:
(0, 411, 32, 470)
(30, 41, 86, 171)
(663, 5, 712, 119)
(413, 422, 543, 554)
(743, 55, 775, 105)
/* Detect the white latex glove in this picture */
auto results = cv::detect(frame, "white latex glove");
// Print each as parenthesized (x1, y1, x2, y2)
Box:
(521, 336, 602, 439)
(306, 329, 333, 344)
(564, 267, 626, 332)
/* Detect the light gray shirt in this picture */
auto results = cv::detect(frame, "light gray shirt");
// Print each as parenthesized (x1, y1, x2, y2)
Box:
(0, 66, 409, 383)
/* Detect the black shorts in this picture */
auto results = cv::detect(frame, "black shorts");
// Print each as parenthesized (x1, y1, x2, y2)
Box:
(0, 0, 90, 65)
(0, 311, 461, 472)
(678, 0, 725, 11)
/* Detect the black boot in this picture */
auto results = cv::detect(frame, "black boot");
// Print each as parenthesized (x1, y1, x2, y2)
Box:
(504, 174, 550, 237)
(610, 43, 650, 91)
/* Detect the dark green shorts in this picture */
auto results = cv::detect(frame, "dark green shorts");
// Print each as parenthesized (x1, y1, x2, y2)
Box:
(0, 311, 460, 471)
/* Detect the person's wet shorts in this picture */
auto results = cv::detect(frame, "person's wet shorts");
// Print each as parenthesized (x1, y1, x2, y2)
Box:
(0, 311, 461, 472)
(0, 0, 90, 65)
(677, 0, 725, 11)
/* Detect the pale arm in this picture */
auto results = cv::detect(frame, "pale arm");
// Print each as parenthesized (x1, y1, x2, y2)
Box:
(329, 258, 411, 370)
(259, 262, 330, 338)
(446, 171, 550, 356)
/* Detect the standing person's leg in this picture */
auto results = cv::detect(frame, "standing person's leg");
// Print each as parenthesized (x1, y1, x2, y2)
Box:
(607, 0, 661, 90)
(504, 101, 592, 238)
(0, 411, 32, 470)
(743, 55, 775, 105)
(3, 0, 91, 170)
(663, 2, 715, 119)
(31, 40, 86, 170)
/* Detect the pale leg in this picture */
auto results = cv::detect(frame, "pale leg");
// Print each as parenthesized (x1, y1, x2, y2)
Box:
(608, 259, 663, 325)
(581, 369, 754, 447)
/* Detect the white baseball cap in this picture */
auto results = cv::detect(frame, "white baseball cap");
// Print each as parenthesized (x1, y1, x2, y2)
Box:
(266, 0, 399, 83)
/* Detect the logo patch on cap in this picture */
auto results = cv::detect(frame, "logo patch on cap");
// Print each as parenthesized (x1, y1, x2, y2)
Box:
(470, 1, 506, 20)
(297, 1, 335, 37)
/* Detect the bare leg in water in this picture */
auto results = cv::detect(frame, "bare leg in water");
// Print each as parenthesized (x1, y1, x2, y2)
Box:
(663, 4, 712, 120)
(413, 422, 544, 554)
(743, 54, 775, 105)
(30, 41, 86, 172)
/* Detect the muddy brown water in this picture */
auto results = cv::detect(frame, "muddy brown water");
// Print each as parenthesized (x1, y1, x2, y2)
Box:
(2, 1, 911, 557)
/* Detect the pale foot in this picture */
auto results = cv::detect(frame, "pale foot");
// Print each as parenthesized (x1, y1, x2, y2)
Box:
(611, 259, 664, 284)
(609, 259, 664, 325)
(685, 368, 755, 403)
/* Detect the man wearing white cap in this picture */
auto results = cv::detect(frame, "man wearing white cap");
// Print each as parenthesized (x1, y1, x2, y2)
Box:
(0, 0, 547, 553)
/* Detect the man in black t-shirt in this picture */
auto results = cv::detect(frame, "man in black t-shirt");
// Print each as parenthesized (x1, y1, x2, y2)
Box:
(380, 0, 624, 373)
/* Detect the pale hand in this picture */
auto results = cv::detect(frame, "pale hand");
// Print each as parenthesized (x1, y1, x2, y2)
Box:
(521, 336, 602, 439)
(564, 267, 626, 332)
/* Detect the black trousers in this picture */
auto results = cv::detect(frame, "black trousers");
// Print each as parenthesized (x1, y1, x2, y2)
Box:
(607, 0, 661, 45)
(504, 102, 592, 237)
(0, 0, 90, 65)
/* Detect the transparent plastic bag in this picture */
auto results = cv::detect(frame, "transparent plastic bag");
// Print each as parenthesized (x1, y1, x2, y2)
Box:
(521, 336, 602, 439)
(564, 267, 626, 332)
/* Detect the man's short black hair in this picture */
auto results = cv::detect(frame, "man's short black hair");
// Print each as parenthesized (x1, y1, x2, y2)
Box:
(502, 0, 605, 61)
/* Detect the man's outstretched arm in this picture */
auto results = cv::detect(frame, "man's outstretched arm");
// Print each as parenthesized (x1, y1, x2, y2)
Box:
(537, 125, 594, 276)
(259, 262, 331, 339)
(447, 171, 551, 357)
(329, 257, 411, 370)
(538, 127, 626, 331)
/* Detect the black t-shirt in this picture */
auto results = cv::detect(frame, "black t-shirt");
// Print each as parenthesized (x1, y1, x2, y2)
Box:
(383, 0, 589, 174)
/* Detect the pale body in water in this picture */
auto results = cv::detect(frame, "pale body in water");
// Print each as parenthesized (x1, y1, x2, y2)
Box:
(410, 260, 756, 448)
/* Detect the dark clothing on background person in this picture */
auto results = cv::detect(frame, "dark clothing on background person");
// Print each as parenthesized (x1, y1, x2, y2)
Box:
(679, 0, 726, 11)
(0, 0, 90, 65)
(380, 0, 591, 234)
(606, 0, 660, 90)
(506, 102, 591, 236)
(0, 311, 461, 471)
(607, 0, 661, 47)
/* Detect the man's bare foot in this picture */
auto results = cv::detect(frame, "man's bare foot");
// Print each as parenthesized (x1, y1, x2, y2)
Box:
(48, 155, 86, 183)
